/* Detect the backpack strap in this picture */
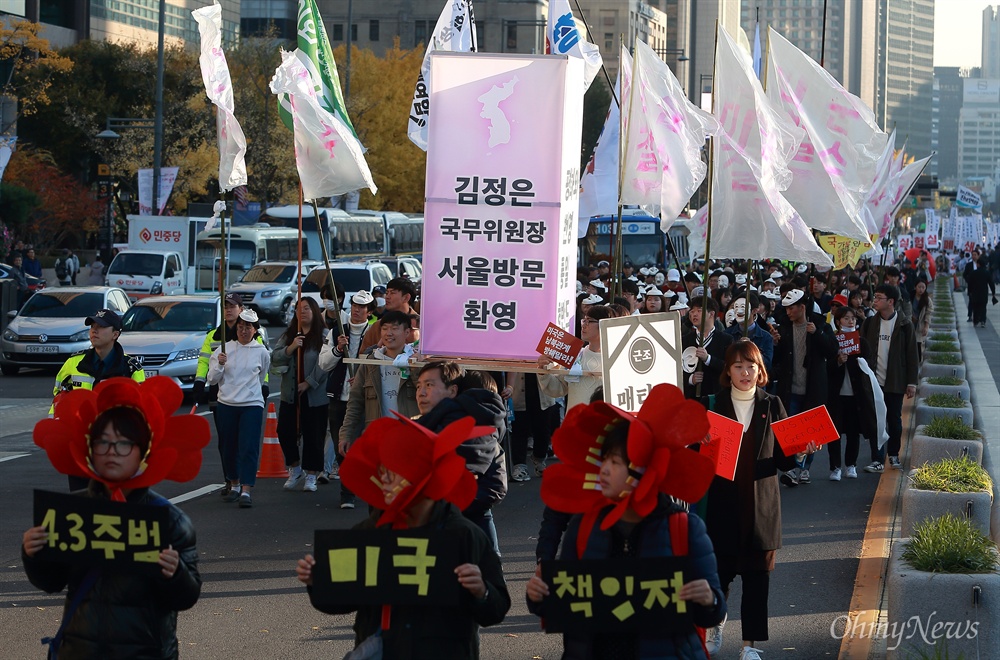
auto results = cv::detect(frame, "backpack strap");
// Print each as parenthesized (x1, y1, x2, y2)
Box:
(669, 510, 688, 557)
(42, 568, 100, 657)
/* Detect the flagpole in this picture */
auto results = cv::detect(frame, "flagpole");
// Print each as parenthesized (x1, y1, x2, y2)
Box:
(696, 21, 720, 400)
(296, 183, 304, 444)
(218, 193, 229, 355)
(741, 259, 753, 335)
(309, 198, 349, 375)
(614, 34, 638, 302)
(572, 0, 620, 109)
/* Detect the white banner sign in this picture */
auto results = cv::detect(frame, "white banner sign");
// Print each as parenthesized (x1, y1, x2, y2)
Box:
(421, 53, 583, 360)
(137, 167, 180, 215)
(956, 185, 982, 210)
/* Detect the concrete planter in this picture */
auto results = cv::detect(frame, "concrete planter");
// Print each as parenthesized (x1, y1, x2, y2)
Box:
(926, 329, 959, 341)
(886, 541, 1000, 660)
(919, 362, 966, 380)
(901, 478, 993, 537)
(922, 350, 963, 364)
(930, 322, 956, 332)
(914, 397, 974, 426)
(910, 430, 983, 467)
(918, 377, 971, 400)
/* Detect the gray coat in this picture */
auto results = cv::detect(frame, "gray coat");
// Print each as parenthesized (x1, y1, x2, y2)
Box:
(271, 335, 330, 407)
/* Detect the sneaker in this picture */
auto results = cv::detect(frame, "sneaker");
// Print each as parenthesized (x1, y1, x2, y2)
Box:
(845, 466, 858, 479)
(219, 481, 233, 498)
(863, 461, 884, 474)
(316, 472, 331, 485)
(780, 468, 800, 487)
(888, 456, 902, 469)
(532, 455, 547, 477)
(303, 474, 318, 492)
(238, 492, 252, 508)
(740, 647, 764, 660)
(799, 469, 811, 484)
(222, 486, 241, 503)
(511, 464, 531, 482)
(283, 470, 305, 491)
(331, 463, 341, 480)
(340, 499, 356, 510)
(829, 468, 842, 482)
(705, 614, 725, 656)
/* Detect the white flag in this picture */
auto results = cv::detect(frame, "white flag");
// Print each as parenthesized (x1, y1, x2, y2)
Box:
(766, 29, 885, 244)
(956, 184, 983, 210)
(887, 154, 931, 220)
(0, 136, 15, 184)
(861, 128, 896, 235)
(407, 0, 477, 151)
(137, 167, 180, 216)
(193, 3, 248, 192)
(578, 60, 625, 233)
(707, 27, 831, 264)
(269, 49, 377, 200)
(620, 41, 718, 230)
(546, 0, 603, 92)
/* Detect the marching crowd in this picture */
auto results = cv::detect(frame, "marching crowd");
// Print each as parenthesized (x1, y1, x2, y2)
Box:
(16, 241, 1000, 659)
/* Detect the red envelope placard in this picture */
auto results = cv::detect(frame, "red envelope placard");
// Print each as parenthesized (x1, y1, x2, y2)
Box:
(835, 331, 861, 356)
(535, 322, 584, 369)
(701, 411, 744, 481)
(772, 405, 840, 456)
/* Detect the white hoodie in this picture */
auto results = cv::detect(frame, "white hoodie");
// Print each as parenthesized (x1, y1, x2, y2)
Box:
(207, 339, 271, 407)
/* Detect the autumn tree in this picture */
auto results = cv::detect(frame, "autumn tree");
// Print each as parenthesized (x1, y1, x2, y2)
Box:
(1, 17, 73, 135)
(2, 147, 104, 250)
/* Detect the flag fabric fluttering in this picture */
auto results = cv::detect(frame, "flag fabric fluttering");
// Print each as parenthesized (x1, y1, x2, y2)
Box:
(545, 0, 603, 92)
(578, 58, 624, 235)
(620, 40, 718, 232)
(407, 0, 478, 151)
(752, 20, 763, 78)
(860, 128, 896, 238)
(192, 3, 247, 193)
(278, 0, 356, 138)
(702, 26, 832, 265)
(269, 49, 377, 201)
(766, 29, 886, 245)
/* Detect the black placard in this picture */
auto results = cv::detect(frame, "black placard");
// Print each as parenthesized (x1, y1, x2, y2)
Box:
(33, 489, 170, 576)
(311, 529, 465, 608)
(540, 558, 693, 633)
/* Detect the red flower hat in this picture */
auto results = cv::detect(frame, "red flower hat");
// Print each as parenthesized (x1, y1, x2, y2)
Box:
(541, 383, 716, 557)
(34, 376, 211, 501)
(339, 412, 495, 528)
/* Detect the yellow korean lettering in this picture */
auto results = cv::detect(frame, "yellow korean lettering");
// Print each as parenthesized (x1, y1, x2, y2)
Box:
(576, 573, 593, 599)
(91, 514, 126, 559)
(393, 537, 436, 596)
(611, 600, 635, 621)
(599, 576, 620, 597)
(670, 571, 686, 613)
(553, 570, 576, 598)
(328, 548, 359, 583)
(640, 579, 670, 609)
(365, 546, 380, 587)
(569, 601, 593, 617)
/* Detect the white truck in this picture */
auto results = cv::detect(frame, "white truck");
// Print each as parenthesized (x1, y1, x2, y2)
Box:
(108, 217, 210, 299)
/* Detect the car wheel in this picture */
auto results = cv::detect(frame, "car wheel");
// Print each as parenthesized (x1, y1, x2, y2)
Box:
(1, 363, 20, 376)
(279, 298, 294, 326)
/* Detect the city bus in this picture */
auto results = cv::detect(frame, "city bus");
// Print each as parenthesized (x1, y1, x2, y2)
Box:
(579, 212, 692, 269)
(193, 224, 307, 292)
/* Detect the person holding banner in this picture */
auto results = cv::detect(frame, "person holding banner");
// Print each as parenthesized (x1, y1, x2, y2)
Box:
(538, 306, 610, 411)
(24, 377, 207, 659)
(827, 307, 879, 480)
(700, 340, 816, 658)
(295, 414, 511, 659)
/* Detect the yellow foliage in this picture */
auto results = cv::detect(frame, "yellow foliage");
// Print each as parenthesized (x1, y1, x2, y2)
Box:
(0, 18, 73, 126)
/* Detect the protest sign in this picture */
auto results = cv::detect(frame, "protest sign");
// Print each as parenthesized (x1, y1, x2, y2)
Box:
(540, 558, 692, 633)
(701, 411, 744, 480)
(310, 529, 464, 608)
(771, 406, 840, 455)
(817, 234, 871, 269)
(33, 490, 170, 575)
(421, 53, 583, 359)
(835, 331, 861, 356)
(600, 312, 683, 412)
(536, 322, 584, 369)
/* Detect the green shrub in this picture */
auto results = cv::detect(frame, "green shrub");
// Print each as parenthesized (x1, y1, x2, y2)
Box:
(922, 416, 980, 440)
(928, 333, 955, 341)
(931, 317, 954, 324)
(926, 376, 963, 386)
(901, 514, 999, 573)
(911, 456, 992, 493)
(924, 393, 966, 408)
(927, 341, 959, 352)
(926, 353, 962, 365)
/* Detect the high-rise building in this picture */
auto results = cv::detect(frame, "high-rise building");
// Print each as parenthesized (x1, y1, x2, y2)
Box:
(575, 0, 669, 84)
(241, 0, 295, 41)
(931, 66, 963, 182)
(876, 0, 934, 158)
(958, 77, 1000, 182)
(688, 0, 742, 107)
(984, 5, 1000, 79)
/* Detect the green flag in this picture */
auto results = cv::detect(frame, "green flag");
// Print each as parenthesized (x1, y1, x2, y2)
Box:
(278, 0, 357, 138)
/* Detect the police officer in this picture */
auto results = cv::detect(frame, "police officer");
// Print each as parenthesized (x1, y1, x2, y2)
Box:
(51, 308, 145, 489)
(193, 292, 268, 499)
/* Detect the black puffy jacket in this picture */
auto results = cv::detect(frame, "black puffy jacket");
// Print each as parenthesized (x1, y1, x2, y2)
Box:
(23, 484, 201, 659)
(416, 389, 508, 512)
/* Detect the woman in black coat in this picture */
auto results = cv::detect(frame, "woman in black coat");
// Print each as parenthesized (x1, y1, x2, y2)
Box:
(700, 340, 816, 659)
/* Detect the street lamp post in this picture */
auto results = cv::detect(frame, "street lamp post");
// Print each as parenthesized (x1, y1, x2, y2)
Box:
(698, 74, 713, 112)
(96, 129, 121, 265)
(652, 47, 689, 92)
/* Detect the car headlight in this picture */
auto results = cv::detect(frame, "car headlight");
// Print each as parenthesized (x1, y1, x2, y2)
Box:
(70, 329, 90, 342)
(173, 348, 201, 361)
(151, 281, 163, 295)
(260, 289, 281, 298)
(3, 329, 18, 341)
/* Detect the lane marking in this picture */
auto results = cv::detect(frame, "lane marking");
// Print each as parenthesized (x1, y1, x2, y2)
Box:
(170, 484, 225, 504)
(0, 453, 30, 463)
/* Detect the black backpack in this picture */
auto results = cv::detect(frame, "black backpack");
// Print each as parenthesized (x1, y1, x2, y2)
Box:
(55, 260, 68, 280)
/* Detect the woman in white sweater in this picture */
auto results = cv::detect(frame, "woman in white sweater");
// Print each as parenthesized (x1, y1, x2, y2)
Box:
(208, 309, 271, 508)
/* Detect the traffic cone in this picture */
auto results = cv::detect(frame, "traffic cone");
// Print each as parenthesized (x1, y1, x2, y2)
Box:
(257, 402, 288, 478)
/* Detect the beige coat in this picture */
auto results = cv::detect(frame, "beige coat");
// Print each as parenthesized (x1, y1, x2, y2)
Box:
(339, 349, 420, 448)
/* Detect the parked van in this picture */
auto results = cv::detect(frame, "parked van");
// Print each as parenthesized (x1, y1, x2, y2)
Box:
(194, 224, 308, 292)
(106, 250, 186, 301)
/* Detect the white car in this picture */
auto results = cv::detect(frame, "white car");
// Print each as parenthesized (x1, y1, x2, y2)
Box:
(117, 295, 224, 391)
(301, 261, 394, 311)
(0, 286, 133, 375)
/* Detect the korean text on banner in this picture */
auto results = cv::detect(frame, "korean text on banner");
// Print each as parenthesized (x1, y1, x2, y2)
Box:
(835, 331, 861, 356)
(702, 411, 744, 481)
(421, 53, 583, 360)
(956, 185, 983, 210)
(536, 322, 585, 369)
(771, 405, 839, 456)
(545, 0, 603, 92)
(599, 312, 683, 412)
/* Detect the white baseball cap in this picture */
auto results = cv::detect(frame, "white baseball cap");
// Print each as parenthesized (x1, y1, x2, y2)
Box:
(352, 290, 375, 305)
(667, 268, 681, 282)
